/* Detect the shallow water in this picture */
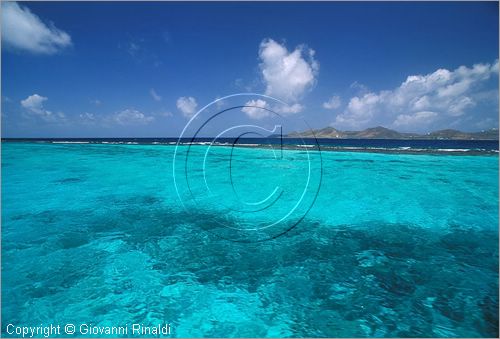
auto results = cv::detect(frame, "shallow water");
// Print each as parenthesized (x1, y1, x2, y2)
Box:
(2, 142, 498, 337)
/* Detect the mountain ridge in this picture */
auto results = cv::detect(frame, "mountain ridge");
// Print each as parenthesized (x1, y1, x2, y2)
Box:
(285, 126, 499, 140)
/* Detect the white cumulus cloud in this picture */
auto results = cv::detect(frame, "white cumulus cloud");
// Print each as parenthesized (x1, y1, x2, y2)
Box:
(20, 94, 65, 122)
(334, 60, 499, 131)
(393, 111, 438, 128)
(275, 103, 304, 114)
(259, 38, 319, 103)
(21, 94, 47, 114)
(323, 95, 342, 110)
(241, 99, 270, 119)
(112, 109, 154, 125)
(1, 2, 72, 54)
(241, 100, 304, 119)
(177, 96, 198, 118)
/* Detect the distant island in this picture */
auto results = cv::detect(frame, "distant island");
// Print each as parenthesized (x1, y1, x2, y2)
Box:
(285, 126, 499, 140)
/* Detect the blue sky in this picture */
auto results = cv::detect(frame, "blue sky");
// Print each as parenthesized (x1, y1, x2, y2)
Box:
(1, 1, 498, 137)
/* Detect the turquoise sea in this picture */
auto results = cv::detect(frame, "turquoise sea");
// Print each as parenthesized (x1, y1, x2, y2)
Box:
(2, 141, 498, 337)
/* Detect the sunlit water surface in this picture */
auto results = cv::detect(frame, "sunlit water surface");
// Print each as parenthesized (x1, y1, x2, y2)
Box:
(2, 142, 498, 337)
